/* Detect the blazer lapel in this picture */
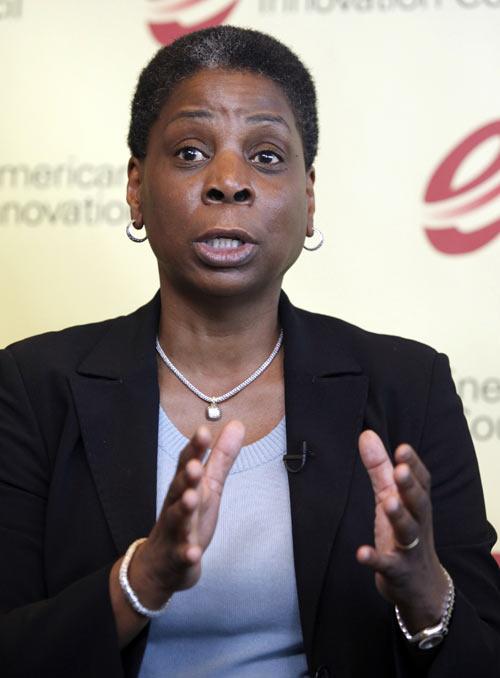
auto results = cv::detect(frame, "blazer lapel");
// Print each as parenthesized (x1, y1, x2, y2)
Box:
(70, 295, 161, 555)
(280, 294, 369, 659)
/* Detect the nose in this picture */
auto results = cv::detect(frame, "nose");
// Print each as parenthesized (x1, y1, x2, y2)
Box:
(202, 151, 254, 206)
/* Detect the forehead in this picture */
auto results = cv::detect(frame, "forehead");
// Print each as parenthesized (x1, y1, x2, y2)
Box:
(157, 68, 298, 129)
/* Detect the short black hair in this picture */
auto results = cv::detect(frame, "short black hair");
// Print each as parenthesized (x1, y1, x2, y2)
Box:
(127, 25, 318, 169)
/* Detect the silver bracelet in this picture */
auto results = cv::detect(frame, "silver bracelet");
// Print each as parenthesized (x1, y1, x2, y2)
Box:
(395, 566, 455, 650)
(118, 538, 171, 618)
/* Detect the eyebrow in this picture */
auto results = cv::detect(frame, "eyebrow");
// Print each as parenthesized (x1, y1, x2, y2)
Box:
(166, 110, 214, 125)
(245, 114, 291, 131)
(166, 110, 290, 131)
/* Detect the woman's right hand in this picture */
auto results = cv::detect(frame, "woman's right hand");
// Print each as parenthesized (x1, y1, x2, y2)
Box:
(110, 421, 245, 647)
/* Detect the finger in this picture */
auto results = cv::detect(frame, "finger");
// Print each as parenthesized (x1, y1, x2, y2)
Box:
(164, 427, 210, 505)
(394, 462, 431, 523)
(356, 545, 401, 578)
(204, 420, 245, 497)
(164, 487, 200, 540)
(183, 543, 202, 565)
(394, 444, 431, 492)
(358, 430, 395, 501)
(167, 540, 203, 572)
(165, 458, 204, 507)
(175, 426, 212, 475)
(383, 494, 420, 551)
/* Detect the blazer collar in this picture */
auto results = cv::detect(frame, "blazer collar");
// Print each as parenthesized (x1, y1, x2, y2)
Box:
(74, 290, 361, 381)
(76, 292, 161, 381)
(74, 290, 360, 381)
(279, 292, 362, 378)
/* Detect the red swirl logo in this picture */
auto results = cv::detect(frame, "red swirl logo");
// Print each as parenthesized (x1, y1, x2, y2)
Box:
(423, 121, 500, 255)
(146, 0, 239, 45)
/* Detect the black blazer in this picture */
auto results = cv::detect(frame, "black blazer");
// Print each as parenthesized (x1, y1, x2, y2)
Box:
(1, 293, 499, 678)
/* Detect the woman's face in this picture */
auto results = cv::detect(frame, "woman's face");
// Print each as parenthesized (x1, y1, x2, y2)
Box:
(127, 68, 315, 300)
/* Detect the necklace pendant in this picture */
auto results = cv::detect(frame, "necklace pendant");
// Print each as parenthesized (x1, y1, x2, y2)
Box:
(206, 401, 221, 421)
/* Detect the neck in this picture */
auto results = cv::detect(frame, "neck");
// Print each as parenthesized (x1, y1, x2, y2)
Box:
(157, 282, 283, 380)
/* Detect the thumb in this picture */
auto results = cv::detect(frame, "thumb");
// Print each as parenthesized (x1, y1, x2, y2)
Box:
(204, 420, 245, 496)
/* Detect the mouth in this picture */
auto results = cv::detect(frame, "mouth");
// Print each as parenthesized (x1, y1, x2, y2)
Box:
(192, 229, 258, 267)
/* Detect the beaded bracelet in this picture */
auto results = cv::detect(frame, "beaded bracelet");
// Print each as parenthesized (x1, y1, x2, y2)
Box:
(118, 538, 171, 618)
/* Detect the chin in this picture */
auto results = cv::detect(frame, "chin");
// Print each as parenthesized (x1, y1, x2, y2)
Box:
(184, 269, 280, 301)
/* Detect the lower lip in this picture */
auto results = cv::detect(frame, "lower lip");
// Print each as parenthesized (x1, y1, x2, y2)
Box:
(192, 242, 257, 267)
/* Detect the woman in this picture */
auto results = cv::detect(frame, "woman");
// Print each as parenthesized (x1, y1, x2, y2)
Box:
(0, 26, 499, 678)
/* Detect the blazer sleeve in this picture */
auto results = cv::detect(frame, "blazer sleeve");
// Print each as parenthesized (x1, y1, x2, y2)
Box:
(394, 353, 500, 677)
(0, 348, 124, 678)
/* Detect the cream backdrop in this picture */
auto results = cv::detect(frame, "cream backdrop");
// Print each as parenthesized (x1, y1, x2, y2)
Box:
(1, 0, 499, 553)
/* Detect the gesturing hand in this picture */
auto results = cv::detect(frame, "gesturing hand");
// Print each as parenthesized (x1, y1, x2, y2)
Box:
(356, 430, 448, 633)
(130, 420, 245, 607)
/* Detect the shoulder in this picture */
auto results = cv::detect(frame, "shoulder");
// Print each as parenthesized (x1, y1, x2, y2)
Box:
(2, 293, 159, 378)
(4, 315, 122, 374)
(291, 307, 462, 455)
(287, 304, 451, 419)
(280, 298, 454, 449)
(293, 304, 440, 373)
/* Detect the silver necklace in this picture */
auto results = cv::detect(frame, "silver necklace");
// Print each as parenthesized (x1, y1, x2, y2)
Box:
(155, 329, 284, 421)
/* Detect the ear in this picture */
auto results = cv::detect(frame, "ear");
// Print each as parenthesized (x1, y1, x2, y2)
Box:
(305, 166, 316, 237)
(126, 157, 144, 226)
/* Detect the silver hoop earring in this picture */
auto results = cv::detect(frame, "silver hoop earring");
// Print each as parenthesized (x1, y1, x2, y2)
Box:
(303, 227, 324, 251)
(126, 220, 148, 243)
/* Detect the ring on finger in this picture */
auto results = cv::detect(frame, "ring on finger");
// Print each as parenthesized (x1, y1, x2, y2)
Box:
(396, 536, 420, 551)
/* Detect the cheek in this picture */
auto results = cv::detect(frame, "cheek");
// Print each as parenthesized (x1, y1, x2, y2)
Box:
(261, 176, 307, 222)
(143, 179, 198, 231)
(272, 185, 309, 236)
(262, 190, 308, 270)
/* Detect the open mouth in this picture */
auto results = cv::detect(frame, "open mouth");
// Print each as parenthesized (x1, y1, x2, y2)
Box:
(193, 230, 257, 267)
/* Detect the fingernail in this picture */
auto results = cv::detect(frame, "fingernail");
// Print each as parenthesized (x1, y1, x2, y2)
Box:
(398, 447, 411, 460)
(398, 465, 410, 481)
(186, 459, 201, 476)
(387, 497, 399, 512)
(195, 426, 210, 444)
(357, 547, 370, 563)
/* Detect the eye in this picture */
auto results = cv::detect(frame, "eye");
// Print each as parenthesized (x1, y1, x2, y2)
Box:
(251, 150, 283, 166)
(175, 146, 207, 162)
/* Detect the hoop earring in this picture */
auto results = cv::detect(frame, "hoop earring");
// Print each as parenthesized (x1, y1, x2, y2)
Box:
(303, 227, 324, 251)
(126, 220, 148, 243)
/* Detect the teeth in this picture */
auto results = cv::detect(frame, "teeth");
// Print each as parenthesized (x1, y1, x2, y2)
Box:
(205, 237, 243, 249)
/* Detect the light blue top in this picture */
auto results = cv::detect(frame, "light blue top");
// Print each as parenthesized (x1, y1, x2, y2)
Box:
(138, 407, 309, 678)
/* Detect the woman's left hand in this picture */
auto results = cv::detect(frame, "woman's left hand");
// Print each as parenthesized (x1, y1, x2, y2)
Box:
(356, 430, 448, 633)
